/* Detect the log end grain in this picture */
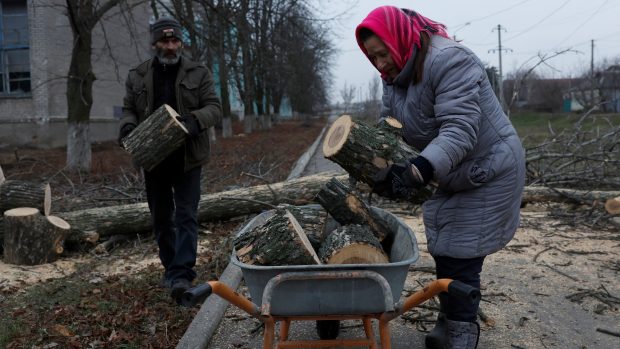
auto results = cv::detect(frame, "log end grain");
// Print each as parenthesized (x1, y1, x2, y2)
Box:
(605, 196, 620, 215)
(43, 183, 51, 216)
(323, 114, 352, 158)
(4, 207, 39, 217)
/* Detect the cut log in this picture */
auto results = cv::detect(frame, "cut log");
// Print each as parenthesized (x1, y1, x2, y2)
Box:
(318, 224, 388, 264)
(3, 208, 70, 265)
(278, 204, 329, 250)
(58, 172, 347, 241)
(521, 187, 620, 206)
(376, 116, 403, 136)
(234, 208, 320, 266)
(322, 114, 433, 203)
(65, 230, 99, 246)
(121, 104, 188, 171)
(0, 180, 51, 216)
(605, 196, 620, 215)
(0, 165, 5, 185)
(315, 177, 389, 242)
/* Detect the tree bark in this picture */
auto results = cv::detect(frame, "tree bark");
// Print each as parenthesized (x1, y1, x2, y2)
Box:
(315, 177, 389, 242)
(318, 224, 388, 264)
(279, 204, 329, 250)
(121, 104, 188, 171)
(58, 173, 347, 240)
(3, 208, 70, 265)
(234, 208, 320, 266)
(0, 180, 52, 216)
(322, 114, 434, 203)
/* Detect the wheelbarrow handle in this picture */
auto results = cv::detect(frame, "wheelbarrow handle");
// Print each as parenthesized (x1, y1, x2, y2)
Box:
(448, 280, 481, 303)
(182, 283, 213, 307)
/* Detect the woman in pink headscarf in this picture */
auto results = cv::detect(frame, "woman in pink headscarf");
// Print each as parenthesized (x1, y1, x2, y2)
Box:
(356, 6, 525, 349)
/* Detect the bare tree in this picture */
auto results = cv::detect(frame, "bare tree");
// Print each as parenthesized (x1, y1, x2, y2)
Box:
(340, 83, 356, 114)
(64, 0, 144, 171)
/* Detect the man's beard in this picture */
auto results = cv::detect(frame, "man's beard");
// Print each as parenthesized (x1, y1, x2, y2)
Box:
(155, 47, 182, 65)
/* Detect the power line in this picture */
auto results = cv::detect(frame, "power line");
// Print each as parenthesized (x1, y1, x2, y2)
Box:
(554, 0, 611, 48)
(452, 0, 534, 28)
(504, 0, 572, 41)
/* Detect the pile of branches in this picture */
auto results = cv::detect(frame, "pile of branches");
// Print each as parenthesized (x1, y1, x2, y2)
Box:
(525, 112, 620, 190)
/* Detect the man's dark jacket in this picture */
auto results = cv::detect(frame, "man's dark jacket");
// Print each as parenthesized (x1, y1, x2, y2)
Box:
(120, 57, 222, 171)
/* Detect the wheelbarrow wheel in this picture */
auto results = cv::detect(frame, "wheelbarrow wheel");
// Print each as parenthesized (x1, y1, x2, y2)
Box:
(316, 320, 340, 339)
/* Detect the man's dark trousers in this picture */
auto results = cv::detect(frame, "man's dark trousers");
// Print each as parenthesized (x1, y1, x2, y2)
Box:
(144, 148, 201, 283)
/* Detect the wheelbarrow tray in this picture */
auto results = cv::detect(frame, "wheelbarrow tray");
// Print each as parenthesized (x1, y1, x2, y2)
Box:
(231, 205, 419, 316)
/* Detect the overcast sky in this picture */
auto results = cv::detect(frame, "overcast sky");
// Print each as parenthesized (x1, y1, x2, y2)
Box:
(320, 0, 620, 104)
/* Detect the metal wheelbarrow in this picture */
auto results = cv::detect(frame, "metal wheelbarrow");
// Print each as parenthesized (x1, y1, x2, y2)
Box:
(183, 206, 479, 348)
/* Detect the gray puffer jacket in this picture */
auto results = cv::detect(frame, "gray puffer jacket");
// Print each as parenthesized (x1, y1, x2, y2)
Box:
(381, 35, 525, 258)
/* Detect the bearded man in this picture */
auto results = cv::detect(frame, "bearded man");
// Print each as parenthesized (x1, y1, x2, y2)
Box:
(118, 17, 222, 304)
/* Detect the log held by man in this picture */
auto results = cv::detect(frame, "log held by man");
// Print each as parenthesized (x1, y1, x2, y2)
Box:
(121, 104, 188, 171)
(322, 114, 433, 203)
(3, 207, 71, 265)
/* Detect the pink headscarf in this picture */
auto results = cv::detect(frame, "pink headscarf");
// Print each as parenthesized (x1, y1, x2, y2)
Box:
(355, 6, 449, 79)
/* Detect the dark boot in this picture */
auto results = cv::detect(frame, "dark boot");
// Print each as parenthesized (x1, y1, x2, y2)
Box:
(425, 294, 448, 349)
(445, 319, 480, 349)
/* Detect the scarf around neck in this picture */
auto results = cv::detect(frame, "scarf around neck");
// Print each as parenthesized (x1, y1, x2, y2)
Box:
(355, 6, 449, 81)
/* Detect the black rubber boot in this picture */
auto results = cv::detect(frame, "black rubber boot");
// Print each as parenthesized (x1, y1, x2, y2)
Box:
(425, 294, 448, 349)
(445, 319, 480, 349)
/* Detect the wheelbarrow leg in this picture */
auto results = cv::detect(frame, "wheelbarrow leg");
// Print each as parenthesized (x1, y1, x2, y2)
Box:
(378, 318, 391, 349)
(279, 319, 291, 341)
(363, 317, 378, 349)
(263, 317, 276, 349)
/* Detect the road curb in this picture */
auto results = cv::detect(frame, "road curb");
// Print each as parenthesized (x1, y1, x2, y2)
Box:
(176, 263, 243, 349)
(286, 125, 327, 180)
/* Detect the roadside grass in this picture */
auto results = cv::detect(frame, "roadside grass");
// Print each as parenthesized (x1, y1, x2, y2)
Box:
(510, 111, 619, 146)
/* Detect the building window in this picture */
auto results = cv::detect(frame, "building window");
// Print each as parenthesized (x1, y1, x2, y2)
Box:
(0, 0, 30, 96)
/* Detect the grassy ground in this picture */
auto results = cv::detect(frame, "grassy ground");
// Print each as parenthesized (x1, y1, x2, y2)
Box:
(510, 111, 620, 146)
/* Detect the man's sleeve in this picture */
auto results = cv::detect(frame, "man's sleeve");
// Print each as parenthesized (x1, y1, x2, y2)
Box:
(120, 71, 139, 130)
(191, 68, 222, 130)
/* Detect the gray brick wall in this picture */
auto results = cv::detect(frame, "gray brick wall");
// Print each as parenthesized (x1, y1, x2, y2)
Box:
(0, 0, 150, 148)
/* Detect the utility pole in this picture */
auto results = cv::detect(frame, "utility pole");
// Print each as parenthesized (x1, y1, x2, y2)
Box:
(489, 25, 512, 113)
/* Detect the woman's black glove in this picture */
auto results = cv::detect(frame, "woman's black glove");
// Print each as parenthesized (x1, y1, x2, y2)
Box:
(372, 156, 433, 200)
(118, 123, 136, 147)
(177, 114, 201, 138)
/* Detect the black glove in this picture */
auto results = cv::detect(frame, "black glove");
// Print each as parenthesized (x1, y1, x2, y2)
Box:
(372, 156, 433, 200)
(118, 123, 136, 146)
(177, 114, 201, 138)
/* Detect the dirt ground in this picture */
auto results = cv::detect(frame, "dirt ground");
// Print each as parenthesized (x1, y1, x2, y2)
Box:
(0, 116, 619, 348)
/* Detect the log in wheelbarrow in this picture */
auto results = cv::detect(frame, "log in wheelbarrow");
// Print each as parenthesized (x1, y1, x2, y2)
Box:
(183, 206, 479, 349)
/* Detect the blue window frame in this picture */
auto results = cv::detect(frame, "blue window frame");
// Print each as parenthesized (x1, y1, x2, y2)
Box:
(0, 0, 30, 96)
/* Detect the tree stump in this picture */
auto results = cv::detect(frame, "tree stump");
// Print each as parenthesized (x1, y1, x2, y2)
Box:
(0, 180, 51, 216)
(121, 104, 188, 171)
(315, 177, 389, 242)
(318, 224, 388, 264)
(234, 208, 321, 266)
(3, 208, 71, 265)
(322, 114, 433, 203)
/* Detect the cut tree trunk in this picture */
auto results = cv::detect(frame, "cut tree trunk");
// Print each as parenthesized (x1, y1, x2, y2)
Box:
(58, 172, 347, 241)
(318, 224, 388, 264)
(605, 196, 620, 215)
(521, 187, 620, 206)
(279, 204, 329, 250)
(322, 114, 434, 203)
(234, 208, 320, 266)
(315, 177, 389, 242)
(0, 165, 5, 184)
(121, 104, 188, 171)
(3, 208, 70, 265)
(0, 180, 51, 216)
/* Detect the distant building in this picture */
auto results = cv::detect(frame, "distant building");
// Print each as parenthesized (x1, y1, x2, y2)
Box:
(0, 0, 151, 148)
(599, 65, 620, 113)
